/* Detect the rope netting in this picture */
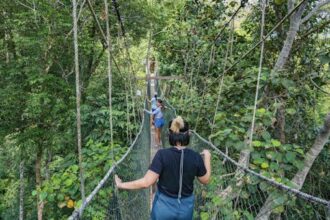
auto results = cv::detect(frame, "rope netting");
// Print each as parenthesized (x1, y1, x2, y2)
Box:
(191, 131, 330, 220)
(161, 99, 330, 220)
(69, 105, 150, 219)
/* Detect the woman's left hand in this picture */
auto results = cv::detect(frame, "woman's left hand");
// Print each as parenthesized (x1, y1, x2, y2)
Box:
(115, 175, 122, 188)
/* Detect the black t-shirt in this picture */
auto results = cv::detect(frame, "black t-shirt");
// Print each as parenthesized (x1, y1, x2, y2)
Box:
(149, 147, 207, 198)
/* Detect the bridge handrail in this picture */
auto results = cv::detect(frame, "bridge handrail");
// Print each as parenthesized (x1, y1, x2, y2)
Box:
(191, 130, 330, 207)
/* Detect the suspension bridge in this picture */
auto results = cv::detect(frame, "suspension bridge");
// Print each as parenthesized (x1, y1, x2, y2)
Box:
(66, 0, 330, 219)
(67, 86, 330, 219)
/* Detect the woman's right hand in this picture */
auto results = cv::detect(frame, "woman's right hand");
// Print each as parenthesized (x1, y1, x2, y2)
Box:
(201, 149, 211, 159)
(115, 175, 122, 188)
(198, 149, 212, 185)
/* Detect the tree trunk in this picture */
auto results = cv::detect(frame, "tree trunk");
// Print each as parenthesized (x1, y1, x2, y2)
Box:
(256, 113, 330, 220)
(291, 113, 330, 188)
(104, 0, 114, 154)
(19, 160, 25, 220)
(273, 2, 307, 72)
(265, 2, 306, 127)
(36, 148, 44, 220)
(72, 0, 86, 202)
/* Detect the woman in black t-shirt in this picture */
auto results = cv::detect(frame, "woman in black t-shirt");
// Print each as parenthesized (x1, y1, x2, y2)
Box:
(115, 116, 211, 220)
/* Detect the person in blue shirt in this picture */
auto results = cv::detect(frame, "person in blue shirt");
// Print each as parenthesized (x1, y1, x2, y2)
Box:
(150, 93, 158, 112)
(115, 116, 211, 220)
(144, 99, 164, 146)
(149, 93, 158, 126)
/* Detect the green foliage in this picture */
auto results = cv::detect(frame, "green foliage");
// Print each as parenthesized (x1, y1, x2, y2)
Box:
(0, 0, 329, 218)
(156, 0, 329, 218)
(0, 0, 152, 218)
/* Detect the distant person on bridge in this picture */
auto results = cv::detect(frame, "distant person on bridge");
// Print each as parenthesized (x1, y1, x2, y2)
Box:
(148, 92, 158, 125)
(115, 116, 212, 220)
(150, 92, 158, 112)
(144, 98, 164, 147)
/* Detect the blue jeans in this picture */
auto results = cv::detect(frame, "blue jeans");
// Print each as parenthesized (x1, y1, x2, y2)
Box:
(151, 191, 194, 220)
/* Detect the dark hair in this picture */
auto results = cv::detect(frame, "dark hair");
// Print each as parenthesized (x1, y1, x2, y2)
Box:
(168, 120, 190, 146)
(157, 99, 164, 109)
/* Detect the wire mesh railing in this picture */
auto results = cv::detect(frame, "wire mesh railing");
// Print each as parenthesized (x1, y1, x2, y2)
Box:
(191, 131, 330, 220)
(68, 103, 150, 220)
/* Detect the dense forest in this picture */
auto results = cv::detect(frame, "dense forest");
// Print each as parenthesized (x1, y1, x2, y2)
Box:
(0, 0, 329, 219)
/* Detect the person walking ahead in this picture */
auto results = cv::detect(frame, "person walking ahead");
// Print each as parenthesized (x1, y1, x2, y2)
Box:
(150, 92, 158, 112)
(115, 116, 211, 220)
(144, 99, 164, 147)
(148, 92, 158, 126)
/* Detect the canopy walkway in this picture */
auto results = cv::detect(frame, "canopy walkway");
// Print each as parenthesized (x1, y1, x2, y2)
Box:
(68, 96, 330, 220)
(66, 0, 330, 219)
